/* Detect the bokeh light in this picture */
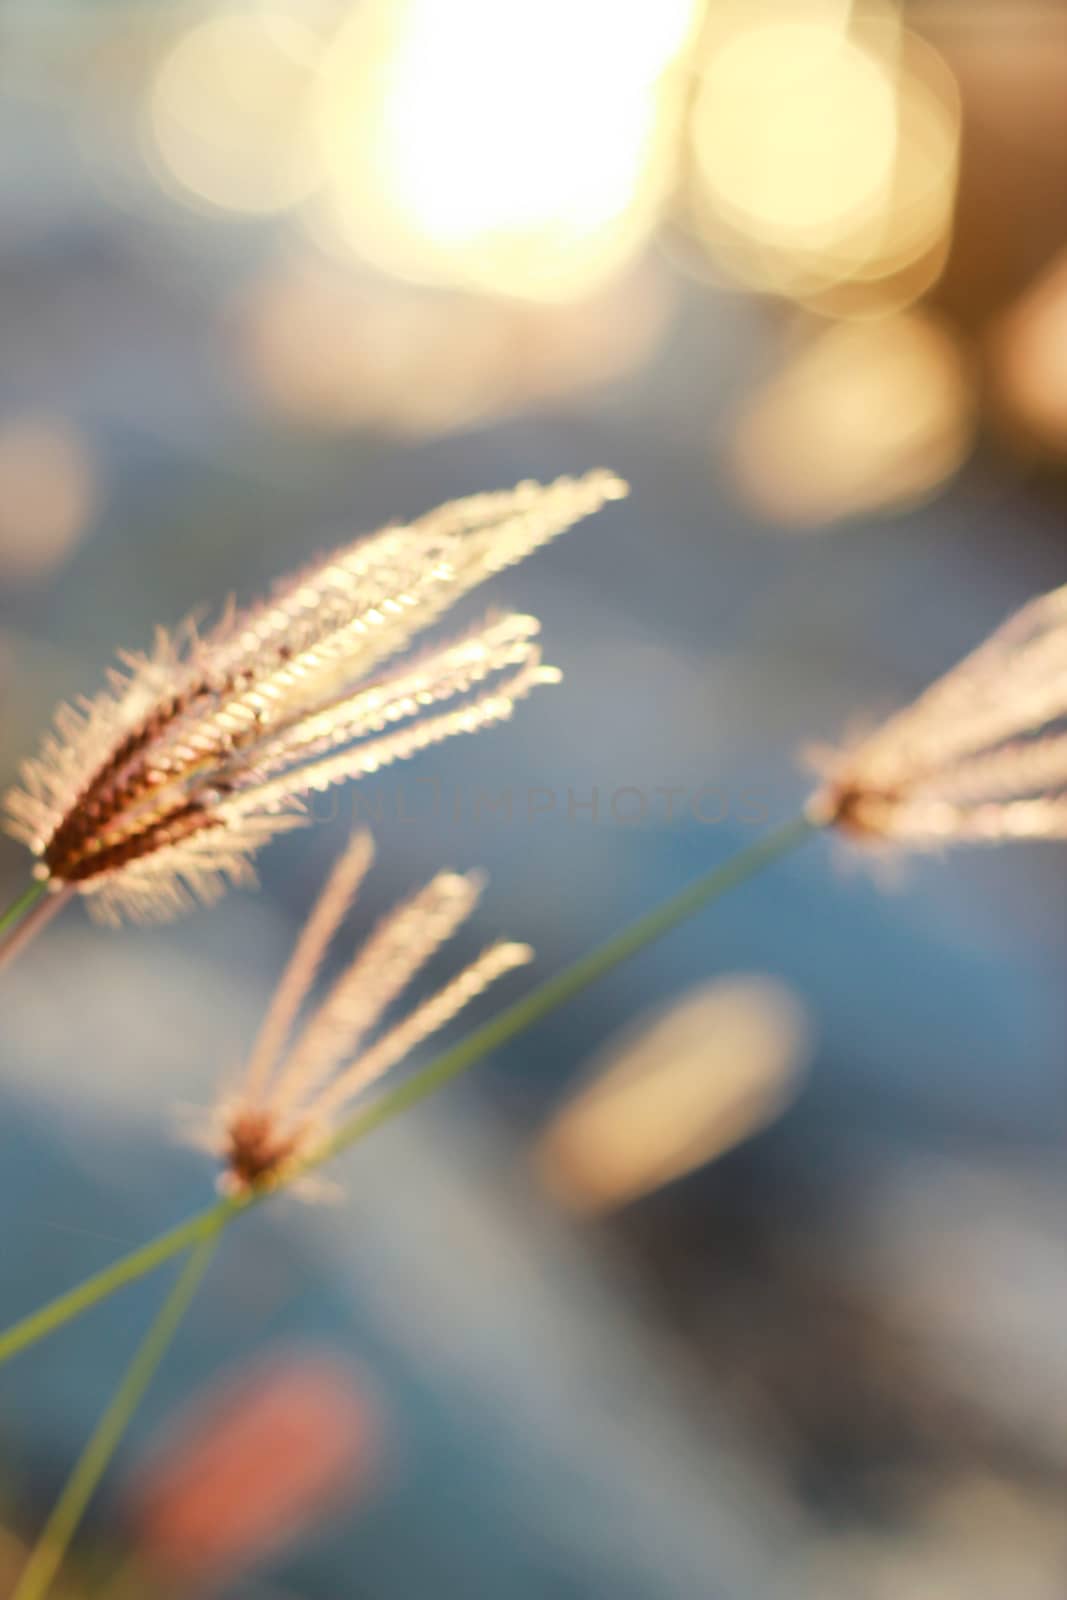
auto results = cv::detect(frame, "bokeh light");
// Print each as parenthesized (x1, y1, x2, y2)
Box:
(0, 417, 98, 581)
(239, 257, 672, 434)
(145, 9, 327, 215)
(730, 311, 974, 525)
(536, 977, 809, 1214)
(314, 0, 697, 301)
(688, 9, 961, 311)
(991, 249, 1067, 455)
(693, 22, 898, 248)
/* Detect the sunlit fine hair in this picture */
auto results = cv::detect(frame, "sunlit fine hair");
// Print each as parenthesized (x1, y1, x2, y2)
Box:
(210, 829, 531, 1195)
(807, 582, 1067, 847)
(4, 470, 626, 921)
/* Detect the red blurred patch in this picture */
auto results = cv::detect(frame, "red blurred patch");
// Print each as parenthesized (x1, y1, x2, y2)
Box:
(126, 1349, 382, 1588)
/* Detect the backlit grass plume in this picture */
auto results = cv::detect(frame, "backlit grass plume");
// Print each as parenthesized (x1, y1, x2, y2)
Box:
(4, 470, 626, 922)
(807, 582, 1067, 846)
(209, 829, 532, 1195)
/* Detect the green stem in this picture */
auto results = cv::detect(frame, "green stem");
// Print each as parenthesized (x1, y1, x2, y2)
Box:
(0, 1202, 242, 1366)
(0, 884, 74, 974)
(0, 814, 817, 1362)
(12, 1221, 223, 1600)
(0, 880, 49, 938)
(323, 811, 818, 1163)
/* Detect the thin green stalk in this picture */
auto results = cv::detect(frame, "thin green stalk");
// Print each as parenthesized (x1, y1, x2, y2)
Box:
(0, 884, 75, 973)
(0, 814, 817, 1363)
(0, 1202, 242, 1367)
(0, 880, 48, 937)
(322, 811, 818, 1163)
(12, 1220, 223, 1600)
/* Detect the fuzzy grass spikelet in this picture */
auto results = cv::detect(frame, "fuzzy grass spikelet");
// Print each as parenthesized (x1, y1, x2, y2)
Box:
(807, 582, 1067, 846)
(4, 470, 626, 921)
(210, 830, 533, 1195)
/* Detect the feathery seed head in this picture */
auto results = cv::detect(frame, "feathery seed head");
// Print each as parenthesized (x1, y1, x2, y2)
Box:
(4, 470, 626, 922)
(806, 582, 1067, 848)
(211, 830, 533, 1195)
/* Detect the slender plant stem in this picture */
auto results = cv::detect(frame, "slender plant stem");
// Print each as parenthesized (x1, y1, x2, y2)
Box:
(0, 814, 818, 1363)
(322, 811, 818, 1162)
(0, 884, 75, 974)
(0, 880, 49, 936)
(0, 1201, 243, 1367)
(12, 1220, 223, 1600)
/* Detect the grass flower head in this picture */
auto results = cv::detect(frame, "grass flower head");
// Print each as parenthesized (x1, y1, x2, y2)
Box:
(807, 582, 1067, 847)
(210, 829, 533, 1195)
(4, 470, 626, 922)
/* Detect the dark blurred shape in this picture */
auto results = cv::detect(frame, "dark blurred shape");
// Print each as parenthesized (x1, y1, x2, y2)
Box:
(620, 1147, 1067, 1539)
(125, 1349, 380, 1593)
(0, 1525, 29, 1594)
(930, 0, 1067, 326)
(802, 1473, 1067, 1599)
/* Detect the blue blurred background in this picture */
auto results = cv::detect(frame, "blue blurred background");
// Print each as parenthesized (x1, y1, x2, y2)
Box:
(0, 2, 1065, 1595)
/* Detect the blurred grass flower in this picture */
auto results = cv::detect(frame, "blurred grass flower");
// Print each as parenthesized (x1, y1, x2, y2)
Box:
(3, 470, 626, 923)
(536, 976, 808, 1213)
(209, 829, 532, 1195)
(808, 582, 1067, 846)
